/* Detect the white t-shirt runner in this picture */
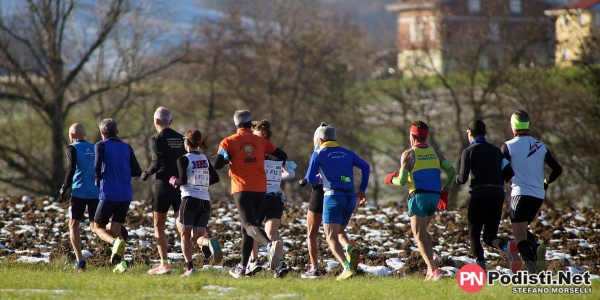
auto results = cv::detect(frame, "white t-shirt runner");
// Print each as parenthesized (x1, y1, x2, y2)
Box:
(504, 136, 547, 199)
(180, 152, 211, 200)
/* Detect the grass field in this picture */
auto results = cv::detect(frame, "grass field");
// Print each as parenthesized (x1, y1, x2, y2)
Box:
(1, 259, 598, 300)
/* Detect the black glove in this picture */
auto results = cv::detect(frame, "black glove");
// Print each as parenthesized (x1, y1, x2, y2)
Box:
(59, 184, 68, 202)
(141, 171, 149, 181)
(299, 178, 307, 187)
(544, 179, 549, 191)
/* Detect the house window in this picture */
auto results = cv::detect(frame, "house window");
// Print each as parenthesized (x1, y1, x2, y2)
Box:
(561, 48, 569, 61)
(489, 22, 500, 41)
(469, 0, 481, 13)
(509, 0, 522, 14)
(429, 20, 436, 41)
(418, 20, 424, 42)
(410, 17, 417, 42)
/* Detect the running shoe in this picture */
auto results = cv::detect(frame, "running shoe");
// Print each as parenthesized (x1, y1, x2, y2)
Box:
(245, 259, 263, 276)
(229, 265, 246, 278)
(113, 260, 127, 273)
(267, 241, 283, 270)
(73, 260, 86, 272)
(429, 269, 442, 281)
(536, 244, 547, 272)
(505, 242, 522, 273)
(148, 264, 172, 275)
(110, 237, 126, 265)
(301, 266, 322, 279)
(200, 245, 212, 259)
(180, 268, 196, 277)
(346, 246, 360, 270)
(209, 239, 223, 264)
(336, 268, 356, 281)
(275, 260, 289, 278)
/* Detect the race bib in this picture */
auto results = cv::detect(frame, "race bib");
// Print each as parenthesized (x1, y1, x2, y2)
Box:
(265, 160, 283, 189)
(192, 170, 209, 191)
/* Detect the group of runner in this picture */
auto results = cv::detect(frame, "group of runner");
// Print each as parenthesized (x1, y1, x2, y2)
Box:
(60, 107, 560, 280)
(384, 110, 562, 280)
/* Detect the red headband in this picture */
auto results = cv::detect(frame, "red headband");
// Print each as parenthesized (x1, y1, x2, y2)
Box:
(410, 125, 428, 138)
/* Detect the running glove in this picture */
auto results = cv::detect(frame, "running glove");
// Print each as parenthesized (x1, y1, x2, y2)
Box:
(285, 161, 297, 170)
(169, 176, 178, 188)
(437, 191, 449, 211)
(141, 171, 149, 181)
(384, 171, 399, 185)
(299, 178, 308, 187)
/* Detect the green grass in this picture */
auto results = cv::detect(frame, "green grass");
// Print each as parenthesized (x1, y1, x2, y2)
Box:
(1, 259, 599, 300)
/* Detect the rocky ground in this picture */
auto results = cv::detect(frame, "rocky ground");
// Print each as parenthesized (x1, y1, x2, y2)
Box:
(1, 196, 599, 279)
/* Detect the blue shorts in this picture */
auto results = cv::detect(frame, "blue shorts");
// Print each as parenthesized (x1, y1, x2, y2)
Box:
(408, 193, 439, 217)
(94, 200, 131, 225)
(323, 192, 356, 225)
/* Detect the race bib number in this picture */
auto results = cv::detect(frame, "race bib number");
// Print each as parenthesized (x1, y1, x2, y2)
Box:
(192, 170, 209, 191)
(265, 160, 283, 188)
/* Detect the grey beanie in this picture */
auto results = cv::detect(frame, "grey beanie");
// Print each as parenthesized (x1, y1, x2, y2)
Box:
(233, 110, 252, 126)
(315, 122, 336, 141)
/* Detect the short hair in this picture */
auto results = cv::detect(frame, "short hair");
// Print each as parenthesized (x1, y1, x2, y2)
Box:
(99, 118, 118, 136)
(411, 120, 429, 141)
(154, 106, 172, 125)
(316, 124, 336, 141)
(233, 110, 252, 127)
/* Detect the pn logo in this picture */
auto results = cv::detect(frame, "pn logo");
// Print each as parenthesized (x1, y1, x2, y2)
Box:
(457, 264, 486, 293)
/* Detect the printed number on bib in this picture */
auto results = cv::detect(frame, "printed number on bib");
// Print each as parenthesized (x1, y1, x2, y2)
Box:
(192, 170, 209, 191)
(265, 160, 283, 188)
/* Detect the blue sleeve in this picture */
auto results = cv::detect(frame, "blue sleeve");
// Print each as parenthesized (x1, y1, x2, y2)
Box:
(94, 142, 104, 180)
(305, 151, 320, 185)
(353, 152, 370, 192)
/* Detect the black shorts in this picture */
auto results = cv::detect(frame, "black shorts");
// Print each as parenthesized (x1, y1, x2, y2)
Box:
(94, 200, 130, 225)
(257, 193, 284, 224)
(152, 184, 182, 213)
(178, 196, 211, 231)
(308, 187, 324, 214)
(510, 195, 543, 223)
(69, 196, 100, 222)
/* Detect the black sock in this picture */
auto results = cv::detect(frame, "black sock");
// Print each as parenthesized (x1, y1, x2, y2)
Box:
(186, 262, 194, 270)
(517, 240, 536, 261)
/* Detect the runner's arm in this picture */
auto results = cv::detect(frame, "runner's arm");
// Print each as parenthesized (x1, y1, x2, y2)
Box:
(129, 145, 143, 177)
(270, 147, 288, 164)
(305, 152, 320, 185)
(94, 142, 105, 185)
(501, 143, 511, 162)
(142, 137, 162, 180)
(62, 145, 77, 190)
(174, 156, 188, 186)
(212, 143, 229, 170)
(208, 160, 220, 185)
(392, 149, 412, 186)
(455, 148, 470, 185)
(353, 152, 371, 192)
(437, 150, 456, 190)
(501, 159, 514, 183)
(544, 149, 563, 184)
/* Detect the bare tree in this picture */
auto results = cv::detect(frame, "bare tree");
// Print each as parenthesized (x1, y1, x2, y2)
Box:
(0, 0, 184, 195)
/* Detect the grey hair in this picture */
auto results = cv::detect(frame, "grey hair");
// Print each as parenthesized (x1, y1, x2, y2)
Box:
(154, 106, 172, 125)
(98, 118, 118, 136)
(315, 123, 336, 141)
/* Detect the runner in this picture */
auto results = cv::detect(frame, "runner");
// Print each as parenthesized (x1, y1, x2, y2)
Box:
(92, 118, 142, 273)
(59, 123, 100, 271)
(299, 123, 327, 279)
(212, 110, 288, 278)
(245, 120, 296, 278)
(169, 129, 222, 277)
(455, 120, 519, 272)
(304, 124, 370, 281)
(384, 120, 456, 281)
(141, 107, 187, 275)
(501, 110, 562, 273)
